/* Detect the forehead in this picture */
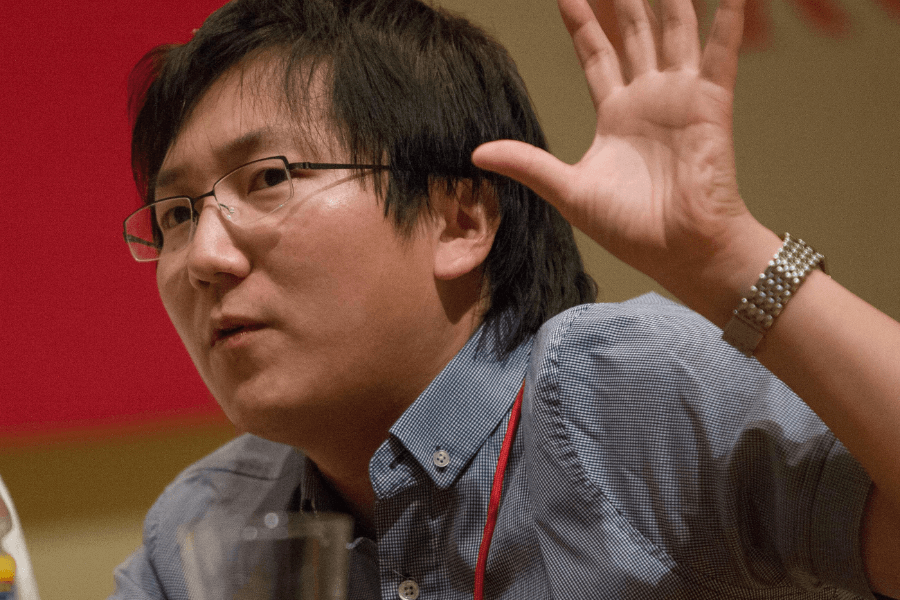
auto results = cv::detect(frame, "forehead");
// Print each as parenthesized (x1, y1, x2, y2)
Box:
(157, 58, 337, 192)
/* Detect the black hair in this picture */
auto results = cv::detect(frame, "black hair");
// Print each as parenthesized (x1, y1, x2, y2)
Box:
(130, 0, 597, 357)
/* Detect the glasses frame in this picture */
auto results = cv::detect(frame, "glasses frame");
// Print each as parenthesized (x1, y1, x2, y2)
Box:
(123, 155, 388, 262)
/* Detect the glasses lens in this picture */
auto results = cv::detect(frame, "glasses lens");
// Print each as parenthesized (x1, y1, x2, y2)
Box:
(124, 197, 193, 261)
(215, 157, 293, 224)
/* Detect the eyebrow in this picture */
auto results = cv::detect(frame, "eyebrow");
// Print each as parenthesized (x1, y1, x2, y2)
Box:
(152, 127, 284, 192)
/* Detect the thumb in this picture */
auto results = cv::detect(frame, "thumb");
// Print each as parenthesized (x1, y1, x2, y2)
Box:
(471, 140, 574, 210)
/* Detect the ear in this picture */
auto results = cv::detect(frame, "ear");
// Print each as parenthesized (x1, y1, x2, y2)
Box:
(431, 181, 500, 281)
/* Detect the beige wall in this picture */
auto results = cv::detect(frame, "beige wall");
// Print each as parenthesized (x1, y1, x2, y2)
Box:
(3, 1, 898, 598)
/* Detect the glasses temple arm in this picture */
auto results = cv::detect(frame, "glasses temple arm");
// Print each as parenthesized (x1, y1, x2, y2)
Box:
(287, 162, 389, 170)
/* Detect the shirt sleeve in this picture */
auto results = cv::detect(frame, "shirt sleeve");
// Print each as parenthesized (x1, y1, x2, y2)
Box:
(108, 470, 208, 600)
(526, 297, 874, 598)
(110, 543, 168, 600)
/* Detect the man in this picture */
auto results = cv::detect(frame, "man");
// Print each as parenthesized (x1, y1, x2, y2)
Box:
(114, 0, 900, 598)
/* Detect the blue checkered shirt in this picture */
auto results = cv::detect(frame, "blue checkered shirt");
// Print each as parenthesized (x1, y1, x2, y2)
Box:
(111, 295, 874, 599)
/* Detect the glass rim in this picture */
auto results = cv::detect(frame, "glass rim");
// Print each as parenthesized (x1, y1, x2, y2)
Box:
(123, 156, 389, 262)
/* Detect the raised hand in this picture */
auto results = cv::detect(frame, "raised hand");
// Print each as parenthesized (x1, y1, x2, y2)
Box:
(473, 0, 774, 316)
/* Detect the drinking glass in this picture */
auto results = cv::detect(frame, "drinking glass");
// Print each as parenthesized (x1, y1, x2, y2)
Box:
(179, 510, 353, 600)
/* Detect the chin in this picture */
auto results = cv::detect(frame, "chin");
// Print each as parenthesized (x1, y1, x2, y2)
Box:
(217, 389, 314, 446)
(226, 407, 298, 445)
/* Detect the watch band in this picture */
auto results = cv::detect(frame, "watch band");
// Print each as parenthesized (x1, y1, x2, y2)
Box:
(722, 233, 826, 357)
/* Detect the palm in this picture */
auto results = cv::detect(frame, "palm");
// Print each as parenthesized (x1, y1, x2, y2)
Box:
(572, 70, 742, 264)
(473, 0, 753, 288)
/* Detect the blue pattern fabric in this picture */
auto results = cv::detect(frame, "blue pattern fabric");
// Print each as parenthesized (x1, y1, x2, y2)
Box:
(110, 295, 874, 599)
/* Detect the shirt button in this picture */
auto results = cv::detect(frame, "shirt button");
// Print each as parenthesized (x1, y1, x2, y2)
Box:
(398, 579, 420, 600)
(432, 450, 451, 469)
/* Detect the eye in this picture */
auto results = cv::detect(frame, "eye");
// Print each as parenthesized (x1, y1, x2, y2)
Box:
(248, 166, 290, 192)
(216, 159, 295, 216)
(155, 201, 193, 231)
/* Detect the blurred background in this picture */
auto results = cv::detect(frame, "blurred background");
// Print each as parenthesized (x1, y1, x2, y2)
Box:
(2, 0, 898, 598)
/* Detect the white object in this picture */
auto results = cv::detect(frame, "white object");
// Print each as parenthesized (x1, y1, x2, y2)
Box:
(0, 475, 40, 600)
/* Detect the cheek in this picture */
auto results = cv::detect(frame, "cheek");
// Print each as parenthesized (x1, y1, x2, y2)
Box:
(156, 262, 194, 341)
(268, 200, 437, 331)
(271, 192, 397, 278)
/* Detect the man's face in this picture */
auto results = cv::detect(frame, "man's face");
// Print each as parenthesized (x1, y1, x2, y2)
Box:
(154, 61, 458, 445)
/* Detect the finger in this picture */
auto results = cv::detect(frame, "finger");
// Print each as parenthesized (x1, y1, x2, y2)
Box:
(558, 0, 625, 108)
(589, 0, 625, 56)
(640, 0, 661, 37)
(613, 0, 659, 77)
(700, 0, 746, 90)
(659, 0, 701, 69)
(471, 141, 575, 213)
(590, 0, 660, 55)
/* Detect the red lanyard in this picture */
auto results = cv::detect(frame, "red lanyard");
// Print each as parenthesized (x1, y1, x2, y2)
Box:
(473, 380, 525, 600)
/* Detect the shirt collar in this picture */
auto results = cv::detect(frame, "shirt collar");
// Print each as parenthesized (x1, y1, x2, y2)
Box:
(371, 326, 533, 494)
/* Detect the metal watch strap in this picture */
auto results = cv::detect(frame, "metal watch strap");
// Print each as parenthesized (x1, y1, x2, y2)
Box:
(722, 233, 826, 357)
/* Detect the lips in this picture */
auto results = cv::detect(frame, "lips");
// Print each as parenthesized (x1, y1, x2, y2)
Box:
(210, 318, 266, 347)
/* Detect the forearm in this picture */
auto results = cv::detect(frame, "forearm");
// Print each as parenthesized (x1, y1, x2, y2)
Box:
(683, 221, 900, 511)
(758, 269, 900, 506)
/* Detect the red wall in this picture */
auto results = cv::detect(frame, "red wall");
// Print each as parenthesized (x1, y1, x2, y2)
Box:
(2, 0, 230, 441)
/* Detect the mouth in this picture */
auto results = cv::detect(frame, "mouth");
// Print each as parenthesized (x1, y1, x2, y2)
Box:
(210, 320, 265, 347)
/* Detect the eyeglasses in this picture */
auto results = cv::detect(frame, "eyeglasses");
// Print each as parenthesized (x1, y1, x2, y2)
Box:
(123, 155, 386, 262)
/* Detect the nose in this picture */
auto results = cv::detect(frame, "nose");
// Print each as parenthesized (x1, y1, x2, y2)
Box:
(185, 197, 251, 289)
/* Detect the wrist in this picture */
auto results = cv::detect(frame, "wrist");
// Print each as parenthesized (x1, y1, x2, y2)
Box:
(662, 220, 782, 329)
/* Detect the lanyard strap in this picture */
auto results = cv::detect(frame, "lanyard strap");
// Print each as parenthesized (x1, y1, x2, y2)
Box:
(473, 379, 525, 600)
